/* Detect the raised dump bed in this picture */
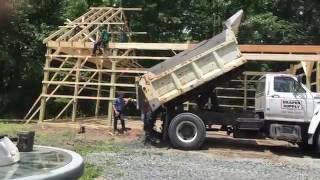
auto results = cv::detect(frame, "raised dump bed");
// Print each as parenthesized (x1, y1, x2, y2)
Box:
(137, 10, 246, 111)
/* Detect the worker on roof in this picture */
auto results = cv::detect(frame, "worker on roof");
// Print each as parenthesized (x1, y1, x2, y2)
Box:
(119, 27, 128, 43)
(92, 27, 110, 56)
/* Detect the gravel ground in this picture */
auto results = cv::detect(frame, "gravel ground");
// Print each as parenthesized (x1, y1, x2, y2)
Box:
(86, 140, 320, 180)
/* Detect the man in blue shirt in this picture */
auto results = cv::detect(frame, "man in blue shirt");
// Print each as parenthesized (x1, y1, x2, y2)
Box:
(113, 93, 129, 133)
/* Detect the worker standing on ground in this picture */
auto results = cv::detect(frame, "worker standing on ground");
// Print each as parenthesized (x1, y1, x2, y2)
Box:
(113, 93, 130, 133)
(141, 99, 151, 138)
(141, 104, 160, 144)
(92, 27, 110, 56)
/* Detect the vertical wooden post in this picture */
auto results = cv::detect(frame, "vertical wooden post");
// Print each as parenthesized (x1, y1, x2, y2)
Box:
(39, 56, 51, 122)
(95, 60, 103, 118)
(289, 64, 295, 75)
(317, 62, 320, 92)
(107, 50, 118, 127)
(301, 61, 314, 89)
(72, 58, 81, 122)
(243, 73, 248, 110)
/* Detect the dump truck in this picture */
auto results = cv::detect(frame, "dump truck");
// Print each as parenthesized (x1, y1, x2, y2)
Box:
(136, 10, 320, 151)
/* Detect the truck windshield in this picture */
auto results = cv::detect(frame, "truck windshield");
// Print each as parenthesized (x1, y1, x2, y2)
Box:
(274, 76, 305, 93)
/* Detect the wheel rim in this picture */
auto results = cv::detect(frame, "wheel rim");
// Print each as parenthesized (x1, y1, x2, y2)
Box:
(176, 121, 198, 143)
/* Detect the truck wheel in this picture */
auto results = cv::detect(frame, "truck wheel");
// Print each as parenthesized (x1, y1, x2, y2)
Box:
(168, 113, 206, 150)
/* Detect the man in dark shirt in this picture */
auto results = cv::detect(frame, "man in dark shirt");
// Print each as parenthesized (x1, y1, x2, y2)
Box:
(113, 93, 129, 133)
(119, 28, 128, 43)
(92, 28, 110, 56)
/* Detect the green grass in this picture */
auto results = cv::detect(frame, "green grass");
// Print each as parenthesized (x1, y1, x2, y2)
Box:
(0, 122, 32, 136)
(81, 164, 103, 180)
(0, 122, 124, 179)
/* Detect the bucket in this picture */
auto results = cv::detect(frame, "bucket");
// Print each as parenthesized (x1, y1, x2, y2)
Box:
(17, 131, 35, 152)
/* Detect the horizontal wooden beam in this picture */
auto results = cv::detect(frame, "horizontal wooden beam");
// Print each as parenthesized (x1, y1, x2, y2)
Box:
(42, 81, 136, 87)
(108, 43, 193, 50)
(42, 94, 114, 100)
(240, 45, 320, 54)
(44, 67, 147, 74)
(217, 96, 255, 100)
(243, 53, 320, 62)
(48, 53, 320, 62)
(59, 22, 124, 27)
(47, 41, 193, 51)
(89, 7, 142, 11)
(48, 52, 320, 63)
(47, 42, 320, 54)
(215, 87, 256, 91)
(42, 94, 137, 101)
(47, 54, 169, 60)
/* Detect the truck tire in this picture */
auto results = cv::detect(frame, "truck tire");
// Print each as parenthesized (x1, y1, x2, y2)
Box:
(168, 113, 206, 150)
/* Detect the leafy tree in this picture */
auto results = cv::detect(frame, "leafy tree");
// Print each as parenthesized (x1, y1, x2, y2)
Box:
(64, 0, 89, 20)
(0, 0, 65, 118)
(239, 12, 303, 44)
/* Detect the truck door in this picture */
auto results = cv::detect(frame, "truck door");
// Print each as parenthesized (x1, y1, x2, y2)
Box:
(266, 76, 309, 122)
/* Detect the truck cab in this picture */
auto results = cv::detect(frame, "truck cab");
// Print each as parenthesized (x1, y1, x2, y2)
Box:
(256, 74, 317, 122)
(255, 74, 320, 148)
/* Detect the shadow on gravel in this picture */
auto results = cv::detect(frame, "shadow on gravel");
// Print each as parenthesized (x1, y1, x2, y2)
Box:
(202, 136, 318, 158)
(140, 133, 319, 158)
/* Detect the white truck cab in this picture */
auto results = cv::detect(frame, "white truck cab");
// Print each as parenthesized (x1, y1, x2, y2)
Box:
(256, 74, 320, 147)
(256, 74, 320, 122)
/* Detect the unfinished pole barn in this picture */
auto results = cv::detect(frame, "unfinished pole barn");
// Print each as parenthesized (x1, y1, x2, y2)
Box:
(24, 7, 320, 125)
(24, 7, 146, 123)
(24, 7, 193, 124)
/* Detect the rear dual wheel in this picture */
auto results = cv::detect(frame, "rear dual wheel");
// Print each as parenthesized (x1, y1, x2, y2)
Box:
(168, 113, 206, 150)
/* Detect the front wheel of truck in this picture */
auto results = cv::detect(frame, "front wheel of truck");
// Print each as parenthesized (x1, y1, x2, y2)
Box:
(168, 113, 206, 150)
